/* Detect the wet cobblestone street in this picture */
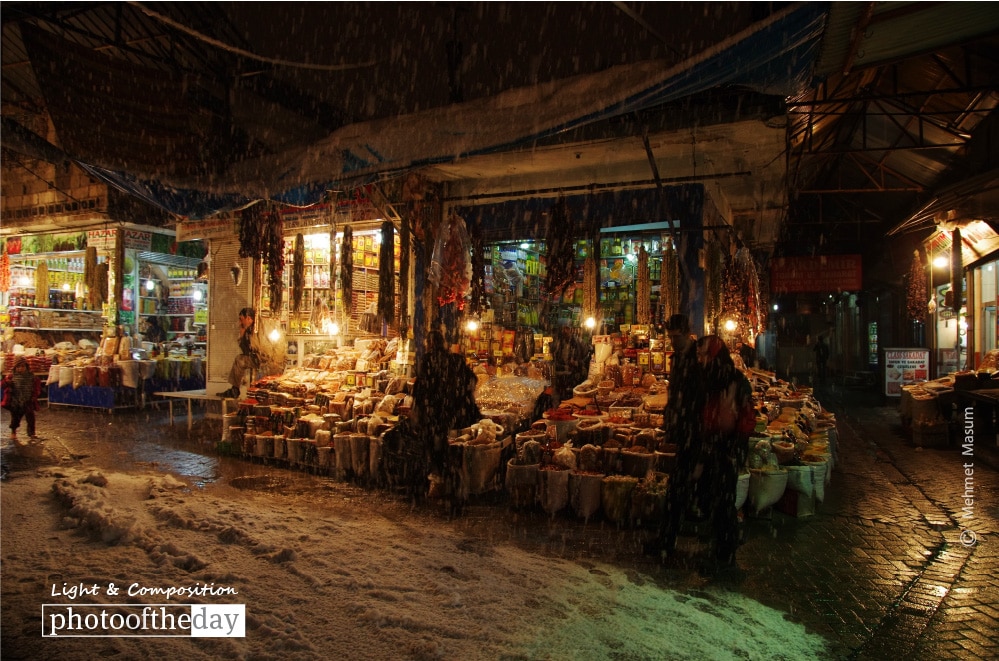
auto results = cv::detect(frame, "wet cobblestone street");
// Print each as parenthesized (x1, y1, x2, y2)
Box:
(3, 383, 997, 660)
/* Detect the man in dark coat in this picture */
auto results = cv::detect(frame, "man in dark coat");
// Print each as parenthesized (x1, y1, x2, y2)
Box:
(648, 314, 702, 559)
(412, 329, 481, 499)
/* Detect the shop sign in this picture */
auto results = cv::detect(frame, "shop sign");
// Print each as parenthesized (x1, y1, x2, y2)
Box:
(770, 254, 862, 294)
(85, 228, 152, 251)
(176, 216, 237, 242)
(884, 347, 930, 396)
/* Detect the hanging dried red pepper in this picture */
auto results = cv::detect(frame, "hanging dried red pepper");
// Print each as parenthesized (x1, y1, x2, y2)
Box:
(341, 225, 353, 318)
(291, 233, 305, 313)
(544, 197, 576, 301)
(378, 220, 395, 325)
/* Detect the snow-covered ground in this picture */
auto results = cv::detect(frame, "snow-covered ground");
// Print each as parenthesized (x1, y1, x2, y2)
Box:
(1, 438, 829, 660)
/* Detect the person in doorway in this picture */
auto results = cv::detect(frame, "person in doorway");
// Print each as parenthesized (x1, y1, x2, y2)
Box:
(411, 329, 481, 501)
(142, 316, 166, 344)
(691, 335, 755, 574)
(1, 357, 43, 440)
(219, 307, 259, 399)
(814, 336, 830, 382)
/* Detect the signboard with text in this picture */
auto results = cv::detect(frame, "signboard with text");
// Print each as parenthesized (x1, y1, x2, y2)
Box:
(86, 228, 152, 251)
(770, 254, 862, 294)
(884, 347, 930, 396)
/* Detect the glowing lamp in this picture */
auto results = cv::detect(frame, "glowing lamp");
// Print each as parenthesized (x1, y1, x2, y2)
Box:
(584, 316, 597, 330)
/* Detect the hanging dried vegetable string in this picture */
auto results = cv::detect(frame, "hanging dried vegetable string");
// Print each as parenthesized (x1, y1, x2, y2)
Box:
(265, 211, 284, 314)
(704, 242, 725, 330)
(468, 221, 485, 316)
(544, 197, 576, 300)
(907, 249, 927, 323)
(399, 211, 410, 334)
(661, 238, 680, 321)
(238, 205, 265, 259)
(341, 225, 353, 320)
(291, 233, 305, 313)
(722, 247, 765, 339)
(328, 207, 337, 307)
(378, 220, 395, 326)
(34, 259, 49, 304)
(0, 250, 9, 293)
(84, 246, 100, 309)
(95, 262, 109, 306)
(636, 246, 650, 325)
(583, 254, 597, 326)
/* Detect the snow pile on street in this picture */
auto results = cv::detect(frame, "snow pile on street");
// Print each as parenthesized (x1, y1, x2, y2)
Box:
(2, 464, 829, 660)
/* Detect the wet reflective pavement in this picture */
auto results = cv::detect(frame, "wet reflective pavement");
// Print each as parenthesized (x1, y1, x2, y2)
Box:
(2, 384, 997, 660)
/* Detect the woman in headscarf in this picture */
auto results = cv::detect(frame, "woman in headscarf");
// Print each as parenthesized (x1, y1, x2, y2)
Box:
(692, 335, 755, 571)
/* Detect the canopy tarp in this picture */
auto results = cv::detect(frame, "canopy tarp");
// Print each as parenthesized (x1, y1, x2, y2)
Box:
(27, 3, 826, 218)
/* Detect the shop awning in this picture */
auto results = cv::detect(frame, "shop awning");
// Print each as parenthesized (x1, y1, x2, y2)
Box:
(26, 3, 826, 219)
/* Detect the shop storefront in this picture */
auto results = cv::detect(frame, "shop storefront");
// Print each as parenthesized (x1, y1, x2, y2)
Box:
(0, 225, 207, 410)
(923, 221, 999, 376)
(186, 186, 837, 522)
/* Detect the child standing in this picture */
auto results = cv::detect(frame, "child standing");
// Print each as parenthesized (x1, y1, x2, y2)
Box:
(1, 357, 43, 440)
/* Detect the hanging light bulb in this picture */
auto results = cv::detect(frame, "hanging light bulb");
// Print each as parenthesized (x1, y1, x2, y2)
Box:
(465, 318, 479, 332)
(268, 327, 281, 343)
(145, 279, 155, 292)
(584, 316, 596, 330)
(192, 288, 203, 302)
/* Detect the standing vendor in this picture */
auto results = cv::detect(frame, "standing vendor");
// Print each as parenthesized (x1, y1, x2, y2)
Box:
(142, 316, 166, 344)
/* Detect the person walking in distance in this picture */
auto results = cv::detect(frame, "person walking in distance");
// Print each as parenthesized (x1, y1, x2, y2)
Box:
(219, 307, 259, 399)
(1, 357, 43, 439)
(814, 336, 830, 382)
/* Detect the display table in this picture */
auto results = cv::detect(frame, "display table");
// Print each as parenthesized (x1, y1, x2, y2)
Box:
(48, 383, 139, 412)
(153, 389, 220, 431)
